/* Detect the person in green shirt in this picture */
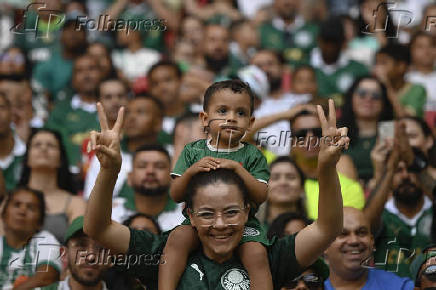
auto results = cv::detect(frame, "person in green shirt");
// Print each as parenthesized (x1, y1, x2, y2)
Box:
(45, 54, 101, 170)
(0, 93, 25, 191)
(311, 16, 369, 106)
(374, 43, 427, 118)
(84, 96, 348, 289)
(258, 0, 319, 67)
(365, 124, 432, 278)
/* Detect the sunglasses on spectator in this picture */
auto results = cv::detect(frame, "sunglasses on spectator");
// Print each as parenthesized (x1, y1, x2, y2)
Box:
(293, 128, 322, 139)
(422, 265, 436, 282)
(355, 88, 381, 100)
(283, 273, 323, 289)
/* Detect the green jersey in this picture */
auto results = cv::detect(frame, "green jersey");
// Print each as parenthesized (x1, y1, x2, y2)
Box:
(398, 83, 427, 118)
(0, 231, 61, 289)
(311, 50, 369, 106)
(259, 17, 319, 67)
(171, 139, 269, 185)
(374, 197, 433, 278)
(116, 228, 302, 290)
(45, 95, 99, 168)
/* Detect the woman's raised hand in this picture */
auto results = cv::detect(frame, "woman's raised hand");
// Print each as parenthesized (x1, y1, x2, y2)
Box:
(89, 103, 124, 171)
(317, 99, 350, 167)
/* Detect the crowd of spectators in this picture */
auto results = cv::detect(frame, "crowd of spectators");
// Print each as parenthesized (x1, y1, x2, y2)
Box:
(0, 0, 436, 289)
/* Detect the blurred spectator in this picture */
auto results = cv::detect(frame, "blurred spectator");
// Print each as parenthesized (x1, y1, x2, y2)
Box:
(259, 0, 319, 66)
(18, 129, 86, 243)
(84, 94, 164, 200)
(267, 212, 311, 239)
(148, 61, 185, 135)
(324, 207, 414, 289)
(410, 246, 436, 290)
(339, 76, 394, 183)
(42, 216, 111, 290)
(14, 0, 64, 64)
(0, 187, 61, 289)
(0, 76, 41, 142)
(311, 16, 368, 106)
(230, 20, 259, 67)
(406, 31, 436, 127)
(179, 67, 214, 112)
(258, 156, 307, 225)
(87, 42, 117, 81)
(0, 46, 29, 78)
(291, 64, 318, 96)
(289, 107, 364, 219)
(111, 144, 184, 231)
(365, 125, 433, 277)
(201, 24, 240, 79)
(401, 116, 436, 197)
(83, 78, 130, 198)
(173, 39, 199, 71)
(178, 16, 205, 69)
(251, 50, 312, 155)
(373, 43, 427, 118)
(103, 213, 162, 290)
(0, 92, 25, 191)
(185, 0, 242, 26)
(112, 28, 160, 84)
(265, 209, 327, 290)
(172, 112, 206, 169)
(45, 54, 101, 170)
(32, 16, 88, 103)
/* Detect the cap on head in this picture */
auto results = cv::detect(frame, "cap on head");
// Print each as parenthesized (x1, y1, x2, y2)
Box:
(64, 216, 85, 245)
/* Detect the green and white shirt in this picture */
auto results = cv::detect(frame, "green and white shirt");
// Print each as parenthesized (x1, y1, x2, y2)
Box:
(374, 196, 433, 278)
(171, 139, 269, 185)
(0, 133, 26, 191)
(0, 231, 61, 289)
(118, 229, 302, 290)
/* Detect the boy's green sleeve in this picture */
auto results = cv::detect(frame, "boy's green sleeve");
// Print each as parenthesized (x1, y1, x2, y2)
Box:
(171, 145, 192, 177)
(246, 146, 270, 183)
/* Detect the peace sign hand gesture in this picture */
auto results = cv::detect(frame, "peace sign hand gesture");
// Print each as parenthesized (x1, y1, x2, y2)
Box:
(89, 103, 125, 172)
(317, 99, 350, 168)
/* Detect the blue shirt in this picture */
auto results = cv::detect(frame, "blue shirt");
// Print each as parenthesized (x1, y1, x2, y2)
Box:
(324, 268, 414, 290)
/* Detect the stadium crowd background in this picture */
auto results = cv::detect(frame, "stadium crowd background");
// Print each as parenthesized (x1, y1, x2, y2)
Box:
(0, 0, 436, 289)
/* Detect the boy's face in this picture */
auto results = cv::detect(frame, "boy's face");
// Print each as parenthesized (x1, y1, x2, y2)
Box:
(200, 89, 254, 146)
(292, 69, 317, 95)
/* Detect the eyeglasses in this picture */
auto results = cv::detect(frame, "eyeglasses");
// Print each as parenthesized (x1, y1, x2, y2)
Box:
(190, 206, 247, 227)
(292, 128, 322, 139)
(422, 264, 436, 281)
(283, 273, 323, 289)
(355, 88, 382, 100)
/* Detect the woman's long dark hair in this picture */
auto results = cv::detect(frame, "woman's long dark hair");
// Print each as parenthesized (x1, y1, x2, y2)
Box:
(18, 129, 76, 194)
(339, 75, 394, 146)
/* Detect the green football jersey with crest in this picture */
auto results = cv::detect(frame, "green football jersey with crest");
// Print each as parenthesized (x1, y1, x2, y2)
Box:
(259, 20, 319, 67)
(171, 139, 269, 185)
(374, 204, 432, 278)
(115, 229, 302, 290)
(45, 98, 99, 168)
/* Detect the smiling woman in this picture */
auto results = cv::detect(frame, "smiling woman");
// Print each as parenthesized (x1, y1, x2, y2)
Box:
(84, 99, 347, 289)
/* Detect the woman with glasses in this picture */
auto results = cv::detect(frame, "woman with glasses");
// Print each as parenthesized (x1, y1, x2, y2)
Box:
(84, 100, 348, 289)
(339, 75, 394, 185)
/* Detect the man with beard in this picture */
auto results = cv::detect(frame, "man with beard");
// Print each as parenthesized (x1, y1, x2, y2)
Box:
(365, 130, 433, 278)
(259, 0, 319, 66)
(202, 24, 241, 80)
(111, 144, 184, 231)
(45, 54, 101, 170)
(43, 216, 110, 290)
(251, 50, 312, 155)
(324, 207, 414, 289)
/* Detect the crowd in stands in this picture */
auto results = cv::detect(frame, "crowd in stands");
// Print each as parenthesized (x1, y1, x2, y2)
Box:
(0, 0, 436, 289)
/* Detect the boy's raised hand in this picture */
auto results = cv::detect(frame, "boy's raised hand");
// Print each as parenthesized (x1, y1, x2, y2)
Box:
(317, 99, 350, 167)
(89, 103, 124, 171)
